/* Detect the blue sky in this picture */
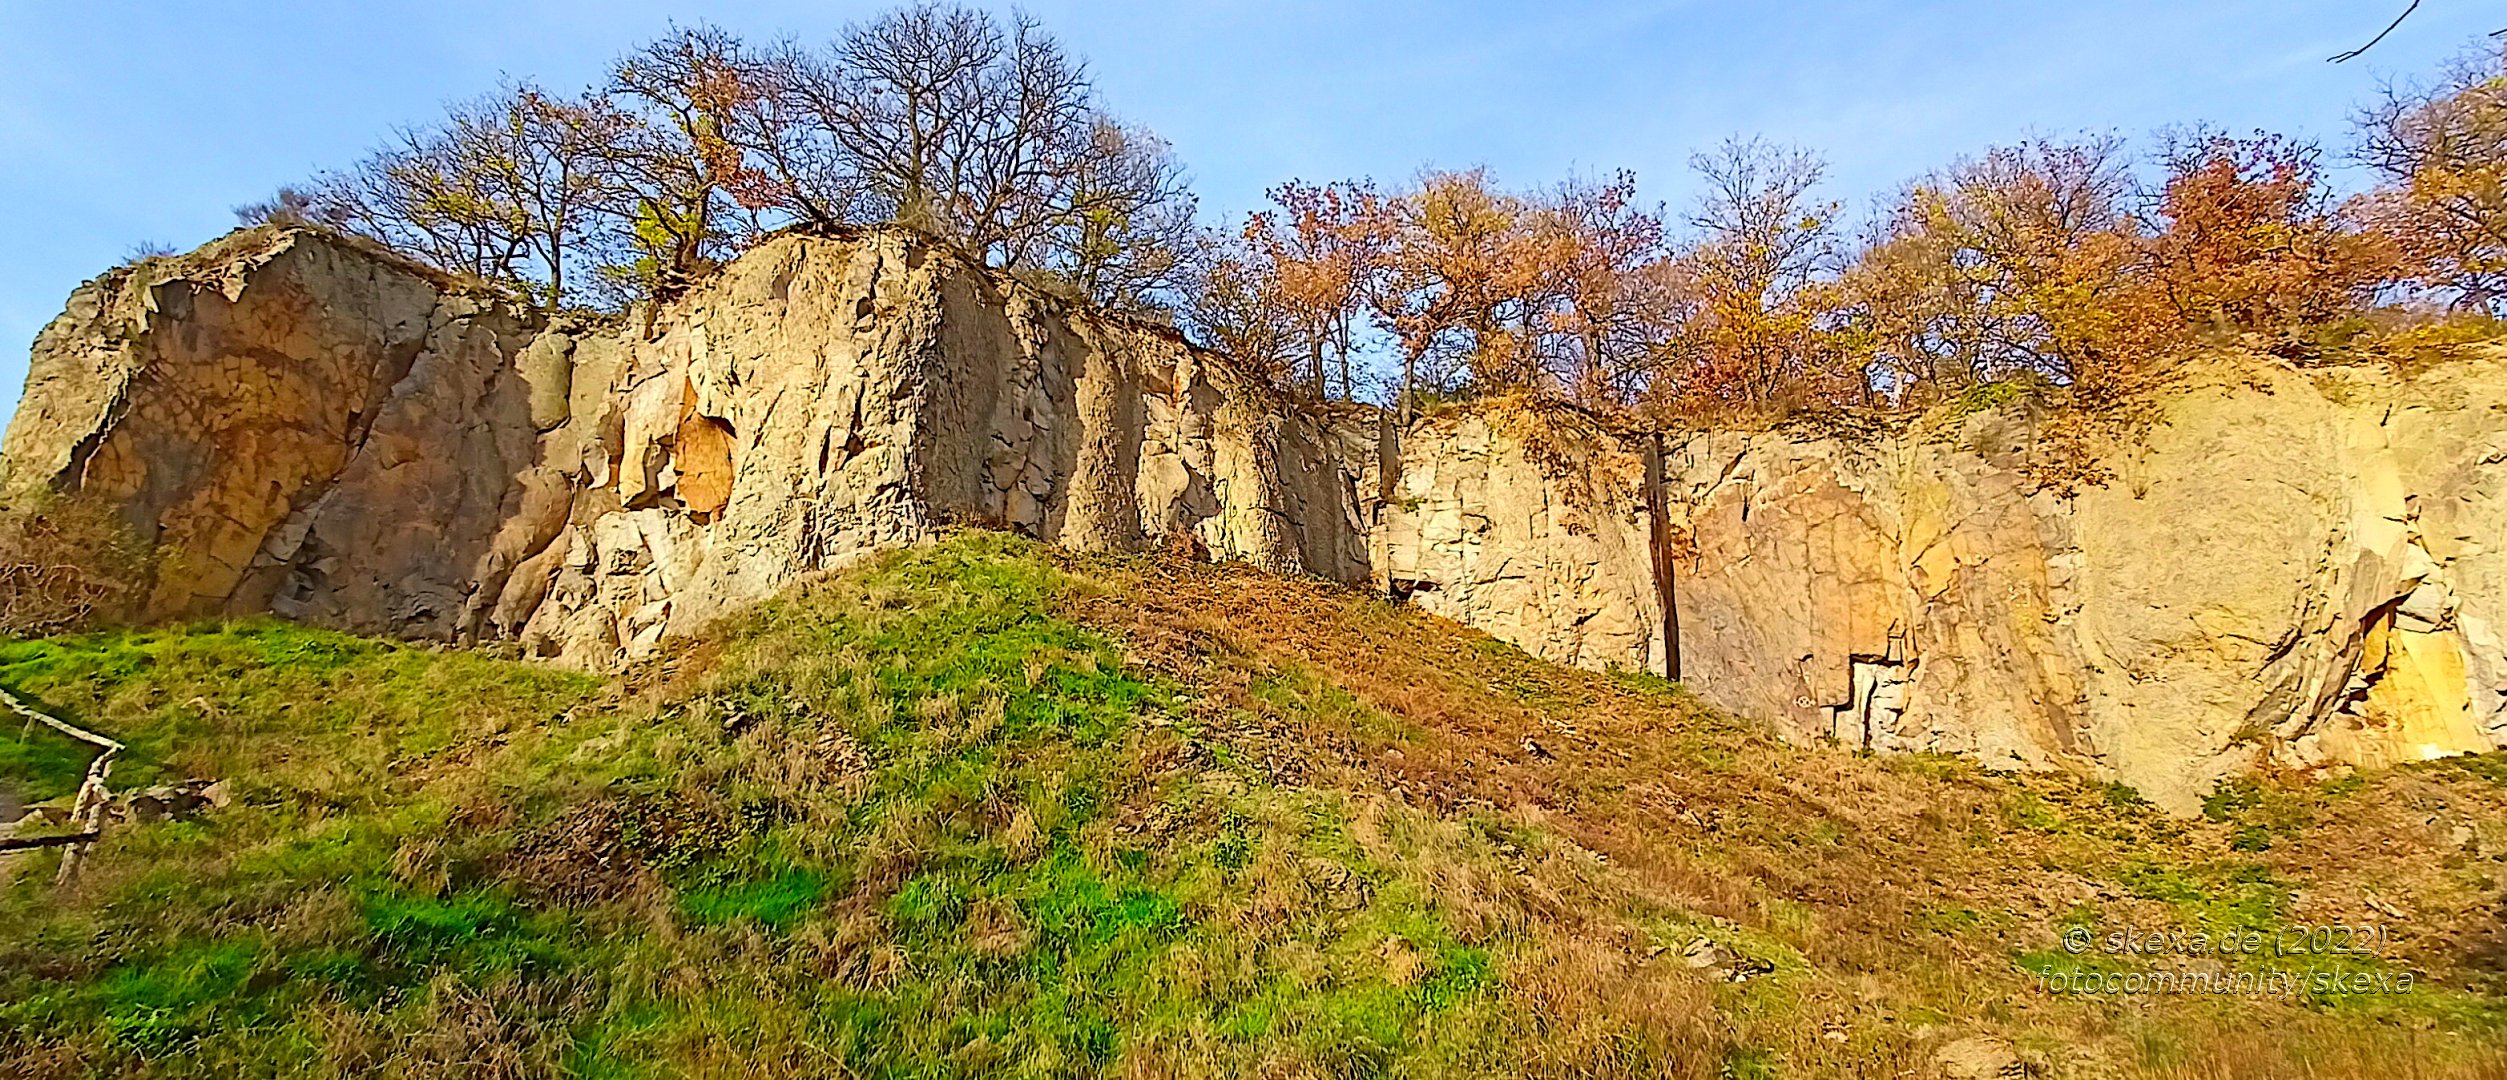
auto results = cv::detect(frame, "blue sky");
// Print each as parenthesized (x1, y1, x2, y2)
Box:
(3, 1, 2499, 427)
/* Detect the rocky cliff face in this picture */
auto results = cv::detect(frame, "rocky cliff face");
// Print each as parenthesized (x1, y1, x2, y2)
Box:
(7, 226, 2505, 810)
(1, 227, 1385, 667)
(1372, 406, 1666, 675)
(1, 229, 541, 626)
(1660, 356, 2507, 809)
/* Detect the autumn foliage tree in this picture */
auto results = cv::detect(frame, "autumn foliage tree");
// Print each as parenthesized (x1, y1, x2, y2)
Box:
(1200, 121, 2425, 425)
(1841, 137, 2136, 398)
(602, 25, 775, 298)
(1373, 170, 1546, 410)
(244, 16, 2507, 431)
(1647, 138, 1850, 416)
(1241, 180, 1386, 400)
(2351, 44, 2507, 311)
(2140, 130, 2393, 342)
(1832, 130, 2394, 404)
(1209, 170, 1678, 414)
(1531, 171, 1669, 407)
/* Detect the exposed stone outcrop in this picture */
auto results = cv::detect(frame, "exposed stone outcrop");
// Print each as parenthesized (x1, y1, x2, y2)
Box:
(1, 227, 1378, 667)
(9, 225, 2507, 811)
(0, 229, 540, 627)
(1658, 355, 2507, 810)
(1365, 356, 2507, 810)
(1372, 405, 1666, 674)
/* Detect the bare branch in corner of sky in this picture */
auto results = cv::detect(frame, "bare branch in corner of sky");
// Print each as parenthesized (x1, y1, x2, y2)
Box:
(2329, 0, 2421, 63)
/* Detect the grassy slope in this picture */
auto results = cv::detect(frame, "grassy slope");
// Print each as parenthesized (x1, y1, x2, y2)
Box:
(0, 532, 2503, 1078)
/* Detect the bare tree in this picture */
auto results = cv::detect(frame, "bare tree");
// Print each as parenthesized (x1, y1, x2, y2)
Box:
(234, 186, 348, 229)
(250, 84, 629, 308)
(718, 40, 872, 231)
(249, 8, 1199, 313)
(1051, 119, 1198, 311)
(1182, 227, 1301, 386)
(304, 124, 530, 291)
(602, 23, 775, 297)
(472, 87, 639, 307)
(817, 3, 1096, 264)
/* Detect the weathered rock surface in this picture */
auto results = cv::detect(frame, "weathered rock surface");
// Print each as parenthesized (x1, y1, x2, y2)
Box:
(2, 227, 1383, 667)
(0, 229, 539, 624)
(1660, 355, 2507, 810)
(1372, 405, 1666, 674)
(8, 225, 2506, 811)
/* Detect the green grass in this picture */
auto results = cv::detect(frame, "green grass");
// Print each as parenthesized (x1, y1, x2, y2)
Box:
(7, 531, 2506, 1078)
(0, 714, 93, 805)
(0, 534, 1708, 1078)
(0, 618, 601, 1077)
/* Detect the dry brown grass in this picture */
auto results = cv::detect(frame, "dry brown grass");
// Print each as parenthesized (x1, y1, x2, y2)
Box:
(0, 494, 149, 637)
(8, 534, 2503, 1078)
(1059, 548, 2507, 1078)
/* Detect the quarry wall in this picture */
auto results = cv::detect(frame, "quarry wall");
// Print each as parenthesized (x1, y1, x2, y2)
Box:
(8, 225, 2504, 810)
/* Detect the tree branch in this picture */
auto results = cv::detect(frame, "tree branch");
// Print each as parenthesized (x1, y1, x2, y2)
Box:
(2330, 0, 2420, 63)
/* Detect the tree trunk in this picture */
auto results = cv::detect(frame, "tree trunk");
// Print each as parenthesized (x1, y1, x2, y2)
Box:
(1336, 328, 1352, 402)
(1399, 349, 1418, 429)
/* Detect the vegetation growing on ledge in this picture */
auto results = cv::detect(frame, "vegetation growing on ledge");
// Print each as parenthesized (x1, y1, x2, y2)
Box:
(2, 533, 2506, 1077)
(244, 2, 2507, 431)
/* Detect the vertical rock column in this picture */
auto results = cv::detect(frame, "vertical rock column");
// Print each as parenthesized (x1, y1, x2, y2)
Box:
(1054, 318, 1146, 553)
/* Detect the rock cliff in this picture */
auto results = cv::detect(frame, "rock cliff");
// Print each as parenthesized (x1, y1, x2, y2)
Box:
(6, 225, 2505, 810)
(1660, 357, 2507, 809)
(0, 227, 1381, 666)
